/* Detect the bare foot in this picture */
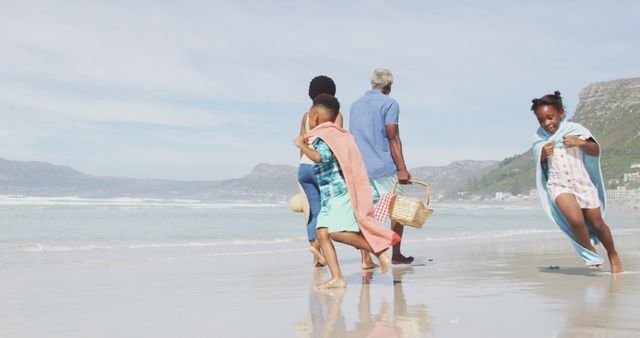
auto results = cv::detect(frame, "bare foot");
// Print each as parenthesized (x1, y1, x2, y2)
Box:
(361, 261, 379, 270)
(609, 253, 624, 273)
(361, 251, 378, 270)
(316, 277, 346, 289)
(309, 245, 326, 267)
(392, 254, 414, 265)
(588, 264, 602, 269)
(377, 250, 391, 274)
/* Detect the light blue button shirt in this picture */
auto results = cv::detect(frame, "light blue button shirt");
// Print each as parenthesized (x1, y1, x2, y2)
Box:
(349, 89, 400, 179)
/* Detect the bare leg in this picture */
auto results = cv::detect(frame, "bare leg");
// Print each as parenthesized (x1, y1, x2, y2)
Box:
(330, 232, 373, 251)
(309, 240, 326, 267)
(330, 232, 391, 273)
(555, 194, 597, 253)
(315, 228, 346, 289)
(360, 250, 378, 270)
(583, 208, 624, 273)
(391, 220, 414, 264)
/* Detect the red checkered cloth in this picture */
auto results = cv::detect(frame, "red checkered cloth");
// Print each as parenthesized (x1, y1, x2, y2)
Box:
(373, 193, 396, 222)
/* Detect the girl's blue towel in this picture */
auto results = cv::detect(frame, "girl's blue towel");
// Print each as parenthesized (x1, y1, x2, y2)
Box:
(532, 120, 606, 266)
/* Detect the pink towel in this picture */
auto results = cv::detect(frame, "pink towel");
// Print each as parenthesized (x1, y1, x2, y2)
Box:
(306, 122, 401, 253)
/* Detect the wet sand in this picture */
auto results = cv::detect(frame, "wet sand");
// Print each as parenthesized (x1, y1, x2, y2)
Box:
(293, 231, 640, 338)
(2, 223, 639, 337)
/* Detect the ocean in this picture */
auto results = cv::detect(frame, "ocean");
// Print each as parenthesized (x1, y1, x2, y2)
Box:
(2, 195, 637, 267)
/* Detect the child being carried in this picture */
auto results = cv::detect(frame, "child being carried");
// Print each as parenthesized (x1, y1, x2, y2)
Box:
(293, 94, 401, 289)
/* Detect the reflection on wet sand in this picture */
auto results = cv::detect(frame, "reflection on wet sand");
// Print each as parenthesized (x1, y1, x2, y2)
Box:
(294, 268, 432, 338)
(556, 273, 628, 337)
(293, 232, 640, 337)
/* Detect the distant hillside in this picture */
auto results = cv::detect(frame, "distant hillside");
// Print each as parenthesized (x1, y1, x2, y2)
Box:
(0, 159, 297, 202)
(214, 163, 298, 199)
(411, 160, 499, 196)
(0, 157, 497, 201)
(0, 159, 88, 187)
(466, 153, 536, 196)
(573, 79, 640, 184)
(467, 77, 640, 196)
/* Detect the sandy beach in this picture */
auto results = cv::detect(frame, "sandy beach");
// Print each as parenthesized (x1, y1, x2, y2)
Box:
(3, 1, 640, 337)
(2, 203, 639, 338)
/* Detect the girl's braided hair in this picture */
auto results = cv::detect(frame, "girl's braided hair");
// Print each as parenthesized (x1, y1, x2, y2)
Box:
(531, 91, 564, 112)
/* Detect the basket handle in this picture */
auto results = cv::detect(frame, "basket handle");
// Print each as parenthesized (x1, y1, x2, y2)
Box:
(391, 179, 431, 206)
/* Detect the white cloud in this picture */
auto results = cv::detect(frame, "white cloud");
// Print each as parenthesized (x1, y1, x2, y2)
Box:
(0, 82, 252, 128)
(1, 0, 639, 179)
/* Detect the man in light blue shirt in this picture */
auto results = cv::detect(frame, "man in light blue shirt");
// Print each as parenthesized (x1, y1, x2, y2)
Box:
(350, 68, 414, 265)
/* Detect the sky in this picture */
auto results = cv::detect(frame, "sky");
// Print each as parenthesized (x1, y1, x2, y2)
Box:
(1, 1, 639, 180)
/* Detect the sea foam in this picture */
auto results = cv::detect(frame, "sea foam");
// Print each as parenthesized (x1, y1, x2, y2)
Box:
(1, 237, 309, 253)
(0, 195, 283, 208)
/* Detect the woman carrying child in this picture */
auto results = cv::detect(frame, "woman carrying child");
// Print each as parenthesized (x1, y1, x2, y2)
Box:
(294, 94, 400, 288)
(531, 91, 623, 273)
(298, 76, 343, 267)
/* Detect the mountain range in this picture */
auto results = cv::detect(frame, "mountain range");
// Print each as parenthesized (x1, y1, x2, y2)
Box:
(0, 159, 300, 202)
(0, 157, 496, 202)
(2, 78, 638, 201)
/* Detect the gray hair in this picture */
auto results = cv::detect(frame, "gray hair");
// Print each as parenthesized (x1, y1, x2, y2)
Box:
(370, 68, 394, 89)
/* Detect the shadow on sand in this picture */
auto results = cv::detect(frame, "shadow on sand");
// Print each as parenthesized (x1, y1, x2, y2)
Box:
(537, 266, 605, 277)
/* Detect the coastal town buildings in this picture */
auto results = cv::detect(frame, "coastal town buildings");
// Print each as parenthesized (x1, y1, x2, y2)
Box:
(606, 186, 640, 202)
(623, 172, 640, 183)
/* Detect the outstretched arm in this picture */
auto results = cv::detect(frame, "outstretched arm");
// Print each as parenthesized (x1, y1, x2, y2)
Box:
(385, 124, 411, 184)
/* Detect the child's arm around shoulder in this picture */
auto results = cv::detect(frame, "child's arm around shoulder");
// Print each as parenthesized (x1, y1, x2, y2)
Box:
(293, 136, 322, 163)
(298, 113, 308, 158)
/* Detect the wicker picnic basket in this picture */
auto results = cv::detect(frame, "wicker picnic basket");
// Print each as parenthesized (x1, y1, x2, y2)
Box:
(390, 180, 434, 229)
